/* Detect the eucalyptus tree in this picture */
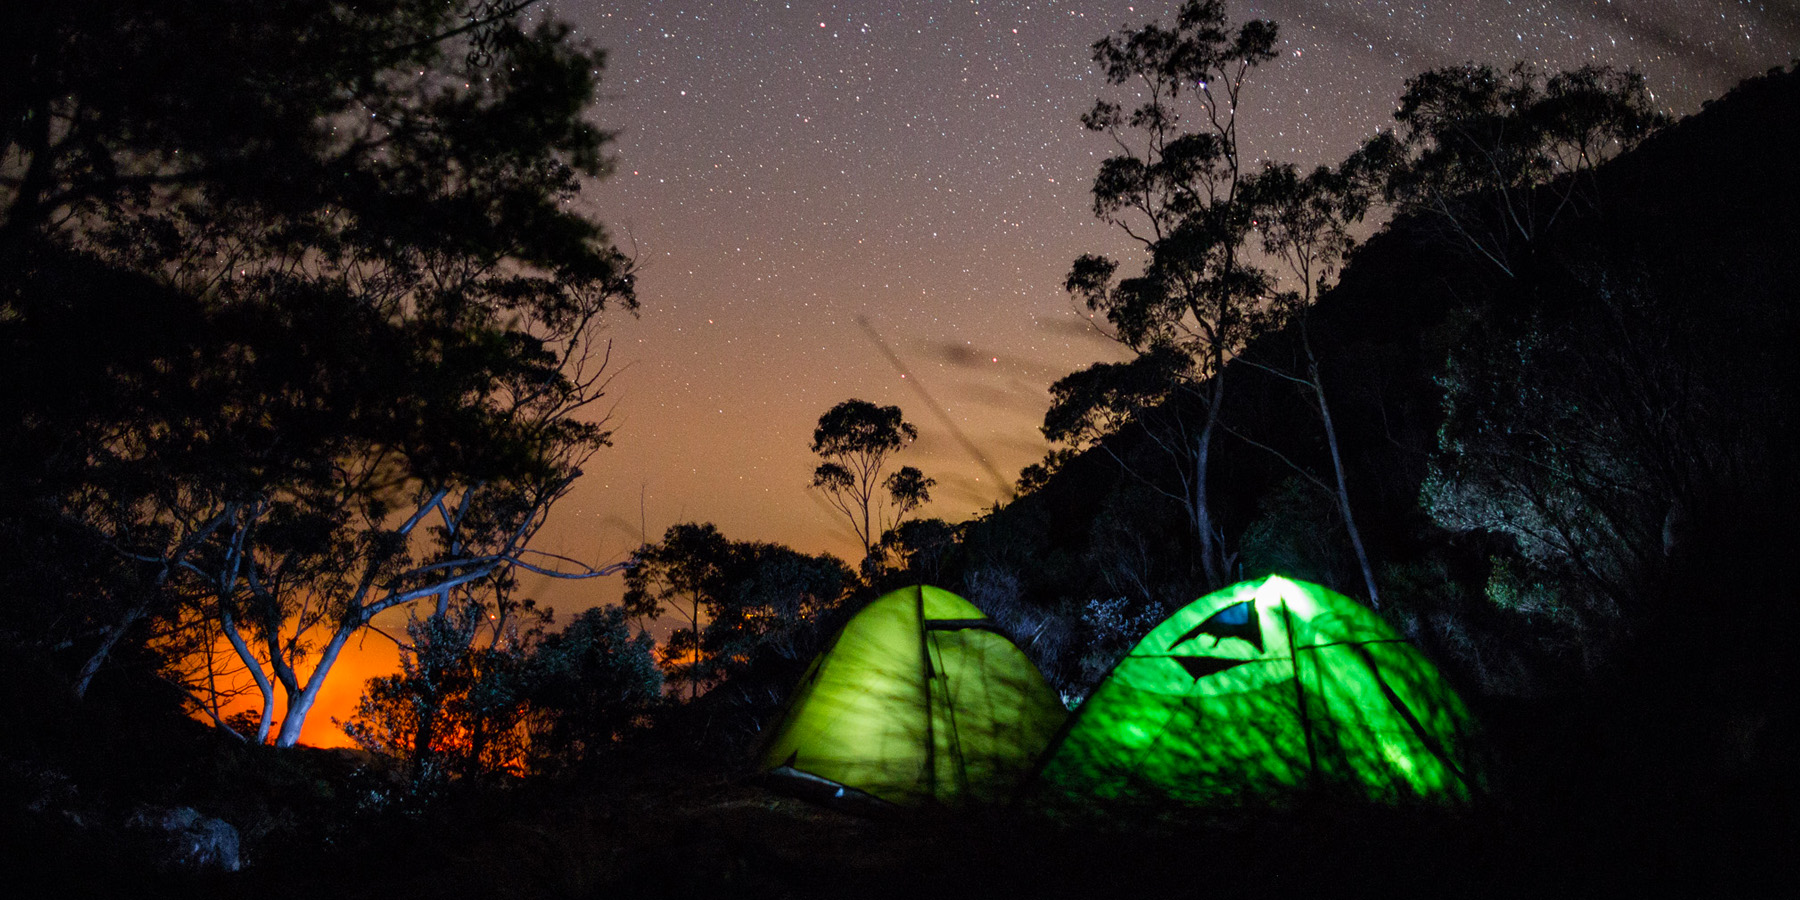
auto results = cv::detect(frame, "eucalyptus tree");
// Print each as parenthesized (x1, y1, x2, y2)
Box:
(1238, 161, 1382, 606)
(1052, 0, 1279, 589)
(1363, 62, 1666, 278)
(0, 0, 639, 748)
(624, 523, 852, 709)
(1362, 63, 1673, 654)
(622, 522, 730, 701)
(810, 399, 935, 567)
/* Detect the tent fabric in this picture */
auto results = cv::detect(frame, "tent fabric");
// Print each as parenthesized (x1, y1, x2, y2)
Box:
(757, 585, 1068, 808)
(1037, 575, 1483, 806)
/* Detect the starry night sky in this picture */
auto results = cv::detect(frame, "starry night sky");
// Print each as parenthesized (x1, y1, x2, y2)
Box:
(506, 0, 1798, 619)
(272, 0, 1798, 748)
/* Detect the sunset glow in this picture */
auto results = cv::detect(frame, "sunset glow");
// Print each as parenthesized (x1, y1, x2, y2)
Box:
(195, 639, 400, 749)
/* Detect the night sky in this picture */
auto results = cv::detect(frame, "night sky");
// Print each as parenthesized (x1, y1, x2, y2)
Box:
(306, 0, 1796, 746)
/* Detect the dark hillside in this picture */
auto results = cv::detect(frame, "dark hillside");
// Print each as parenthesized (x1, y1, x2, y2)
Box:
(1602, 64, 1800, 250)
(993, 64, 1800, 822)
(1013, 60, 1800, 629)
(956, 66, 1800, 712)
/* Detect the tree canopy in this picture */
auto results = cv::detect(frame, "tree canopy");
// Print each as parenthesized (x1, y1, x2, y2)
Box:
(1052, 0, 1282, 589)
(1, 0, 636, 747)
(1361, 62, 1666, 277)
(810, 399, 934, 565)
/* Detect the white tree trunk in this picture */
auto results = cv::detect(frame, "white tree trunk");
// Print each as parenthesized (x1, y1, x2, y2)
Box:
(273, 620, 358, 748)
(218, 605, 277, 743)
(1306, 335, 1381, 609)
(1194, 369, 1229, 590)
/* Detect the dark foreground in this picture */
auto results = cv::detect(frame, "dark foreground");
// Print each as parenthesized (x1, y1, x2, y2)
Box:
(10, 729, 1792, 900)
(7, 660, 1791, 899)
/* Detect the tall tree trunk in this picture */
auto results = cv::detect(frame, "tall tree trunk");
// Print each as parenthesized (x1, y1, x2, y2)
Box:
(219, 604, 276, 743)
(1193, 428, 1222, 590)
(1305, 330, 1381, 608)
(1193, 365, 1229, 590)
(689, 598, 701, 703)
(273, 620, 358, 747)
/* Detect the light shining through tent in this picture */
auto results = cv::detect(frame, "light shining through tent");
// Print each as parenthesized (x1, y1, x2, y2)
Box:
(757, 585, 1066, 808)
(1039, 575, 1485, 807)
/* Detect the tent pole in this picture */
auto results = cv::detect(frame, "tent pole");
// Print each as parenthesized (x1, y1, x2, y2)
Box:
(917, 585, 937, 801)
(1281, 597, 1319, 790)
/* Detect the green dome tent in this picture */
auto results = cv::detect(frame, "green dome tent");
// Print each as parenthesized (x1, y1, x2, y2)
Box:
(1037, 575, 1483, 807)
(757, 585, 1067, 808)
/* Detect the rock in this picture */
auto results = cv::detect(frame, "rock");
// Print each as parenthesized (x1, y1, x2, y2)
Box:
(126, 805, 242, 873)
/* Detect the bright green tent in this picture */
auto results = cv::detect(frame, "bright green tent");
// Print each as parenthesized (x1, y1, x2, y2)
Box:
(757, 585, 1067, 808)
(1038, 575, 1483, 806)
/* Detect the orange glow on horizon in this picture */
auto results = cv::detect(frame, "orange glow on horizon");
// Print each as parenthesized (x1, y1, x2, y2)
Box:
(196, 637, 401, 749)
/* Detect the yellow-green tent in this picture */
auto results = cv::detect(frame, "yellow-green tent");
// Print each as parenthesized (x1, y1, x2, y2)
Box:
(757, 585, 1067, 808)
(1037, 575, 1483, 806)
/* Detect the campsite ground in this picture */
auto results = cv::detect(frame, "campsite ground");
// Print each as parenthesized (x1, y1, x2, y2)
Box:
(17, 741, 1775, 900)
(242, 752, 1785, 900)
(8, 693, 1791, 900)
(7, 640, 1792, 898)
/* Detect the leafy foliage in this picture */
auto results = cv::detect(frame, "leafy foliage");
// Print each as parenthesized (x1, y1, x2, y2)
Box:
(625, 523, 855, 736)
(874, 517, 962, 588)
(0, 0, 637, 746)
(1043, 346, 1193, 448)
(340, 601, 661, 791)
(518, 606, 663, 774)
(809, 399, 934, 563)
(1360, 62, 1667, 276)
(340, 605, 537, 789)
(1238, 477, 1352, 588)
(1052, 0, 1284, 589)
(1420, 261, 1782, 670)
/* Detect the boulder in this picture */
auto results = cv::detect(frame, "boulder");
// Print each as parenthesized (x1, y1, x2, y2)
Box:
(126, 805, 241, 873)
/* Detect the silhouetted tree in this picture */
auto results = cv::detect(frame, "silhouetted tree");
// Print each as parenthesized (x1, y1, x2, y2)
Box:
(524, 605, 663, 773)
(1015, 448, 1078, 496)
(340, 602, 540, 789)
(809, 399, 934, 567)
(1052, 0, 1279, 589)
(623, 523, 730, 700)
(701, 541, 855, 722)
(1, 0, 580, 242)
(1360, 62, 1666, 277)
(623, 523, 853, 742)
(341, 601, 662, 787)
(1238, 160, 1382, 605)
(0, 1, 639, 746)
(876, 518, 961, 587)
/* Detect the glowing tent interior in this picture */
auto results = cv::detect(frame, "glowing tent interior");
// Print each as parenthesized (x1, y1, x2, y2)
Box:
(757, 584, 1067, 808)
(1036, 575, 1484, 807)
